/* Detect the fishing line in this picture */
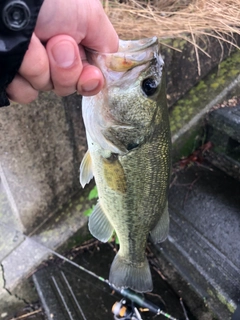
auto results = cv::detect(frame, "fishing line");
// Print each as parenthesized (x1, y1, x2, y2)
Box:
(1, 222, 179, 320)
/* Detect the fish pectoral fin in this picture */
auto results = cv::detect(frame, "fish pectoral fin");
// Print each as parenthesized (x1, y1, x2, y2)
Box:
(89, 202, 114, 242)
(150, 202, 169, 244)
(79, 150, 94, 188)
(109, 253, 153, 293)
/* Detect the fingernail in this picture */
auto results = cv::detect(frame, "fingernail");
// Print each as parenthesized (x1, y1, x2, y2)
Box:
(51, 41, 77, 68)
(81, 79, 100, 92)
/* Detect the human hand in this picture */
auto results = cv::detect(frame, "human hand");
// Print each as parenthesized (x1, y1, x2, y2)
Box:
(6, 0, 118, 104)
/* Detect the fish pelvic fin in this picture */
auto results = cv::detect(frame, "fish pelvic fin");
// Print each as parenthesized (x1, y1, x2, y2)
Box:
(80, 150, 94, 188)
(89, 202, 114, 242)
(150, 202, 169, 244)
(109, 253, 153, 293)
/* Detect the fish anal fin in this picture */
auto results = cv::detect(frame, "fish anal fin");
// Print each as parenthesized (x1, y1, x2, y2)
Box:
(89, 202, 114, 242)
(80, 150, 93, 188)
(109, 253, 153, 293)
(150, 202, 169, 244)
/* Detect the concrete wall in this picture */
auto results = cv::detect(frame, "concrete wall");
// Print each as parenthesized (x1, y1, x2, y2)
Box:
(0, 92, 87, 234)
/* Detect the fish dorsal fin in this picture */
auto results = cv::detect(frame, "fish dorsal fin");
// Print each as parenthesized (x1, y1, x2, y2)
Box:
(150, 202, 169, 244)
(89, 202, 114, 242)
(79, 150, 94, 188)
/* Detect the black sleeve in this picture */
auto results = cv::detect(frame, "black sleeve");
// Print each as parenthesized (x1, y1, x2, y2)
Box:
(0, 0, 44, 107)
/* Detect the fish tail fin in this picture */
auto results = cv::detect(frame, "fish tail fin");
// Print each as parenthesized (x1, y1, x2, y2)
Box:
(109, 253, 153, 293)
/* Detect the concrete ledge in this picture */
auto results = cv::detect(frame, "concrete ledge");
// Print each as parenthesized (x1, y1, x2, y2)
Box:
(154, 164, 240, 319)
(0, 184, 94, 319)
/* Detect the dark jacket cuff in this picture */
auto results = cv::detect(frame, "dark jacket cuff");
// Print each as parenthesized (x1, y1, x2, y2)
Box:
(0, 0, 44, 107)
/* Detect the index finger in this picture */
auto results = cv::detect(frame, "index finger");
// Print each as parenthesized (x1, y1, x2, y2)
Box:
(81, 0, 119, 53)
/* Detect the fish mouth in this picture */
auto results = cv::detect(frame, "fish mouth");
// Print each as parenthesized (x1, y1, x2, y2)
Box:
(118, 37, 158, 53)
(85, 37, 160, 73)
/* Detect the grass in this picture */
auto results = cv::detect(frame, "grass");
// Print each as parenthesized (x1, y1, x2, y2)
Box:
(104, 0, 240, 52)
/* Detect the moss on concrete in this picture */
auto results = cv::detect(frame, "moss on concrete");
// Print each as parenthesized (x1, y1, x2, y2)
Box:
(216, 292, 235, 314)
(169, 49, 240, 161)
(207, 288, 236, 314)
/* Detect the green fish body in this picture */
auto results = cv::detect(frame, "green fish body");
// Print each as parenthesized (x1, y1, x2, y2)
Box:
(80, 37, 171, 293)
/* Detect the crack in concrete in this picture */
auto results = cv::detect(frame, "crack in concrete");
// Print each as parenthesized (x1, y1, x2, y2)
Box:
(1, 263, 12, 297)
(0, 263, 32, 307)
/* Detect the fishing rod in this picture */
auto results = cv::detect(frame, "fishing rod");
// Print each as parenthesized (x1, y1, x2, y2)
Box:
(1, 222, 178, 320)
(41, 244, 179, 320)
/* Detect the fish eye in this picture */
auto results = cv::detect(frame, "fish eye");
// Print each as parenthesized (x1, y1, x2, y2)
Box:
(142, 78, 158, 96)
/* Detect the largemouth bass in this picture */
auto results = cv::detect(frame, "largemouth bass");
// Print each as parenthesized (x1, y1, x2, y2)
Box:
(80, 37, 171, 293)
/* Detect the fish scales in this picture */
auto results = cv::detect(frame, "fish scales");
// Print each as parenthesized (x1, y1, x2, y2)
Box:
(80, 37, 171, 293)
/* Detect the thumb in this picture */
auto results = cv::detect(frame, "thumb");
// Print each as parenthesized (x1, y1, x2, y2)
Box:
(46, 35, 104, 96)
(46, 35, 82, 96)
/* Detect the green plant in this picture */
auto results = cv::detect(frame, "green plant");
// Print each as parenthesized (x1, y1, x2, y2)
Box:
(83, 185, 98, 217)
(88, 186, 98, 200)
(83, 205, 96, 217)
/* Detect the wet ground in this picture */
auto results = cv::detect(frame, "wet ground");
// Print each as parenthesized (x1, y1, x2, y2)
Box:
(36, 241, 196, 320)
(12, 240, 195, 320)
